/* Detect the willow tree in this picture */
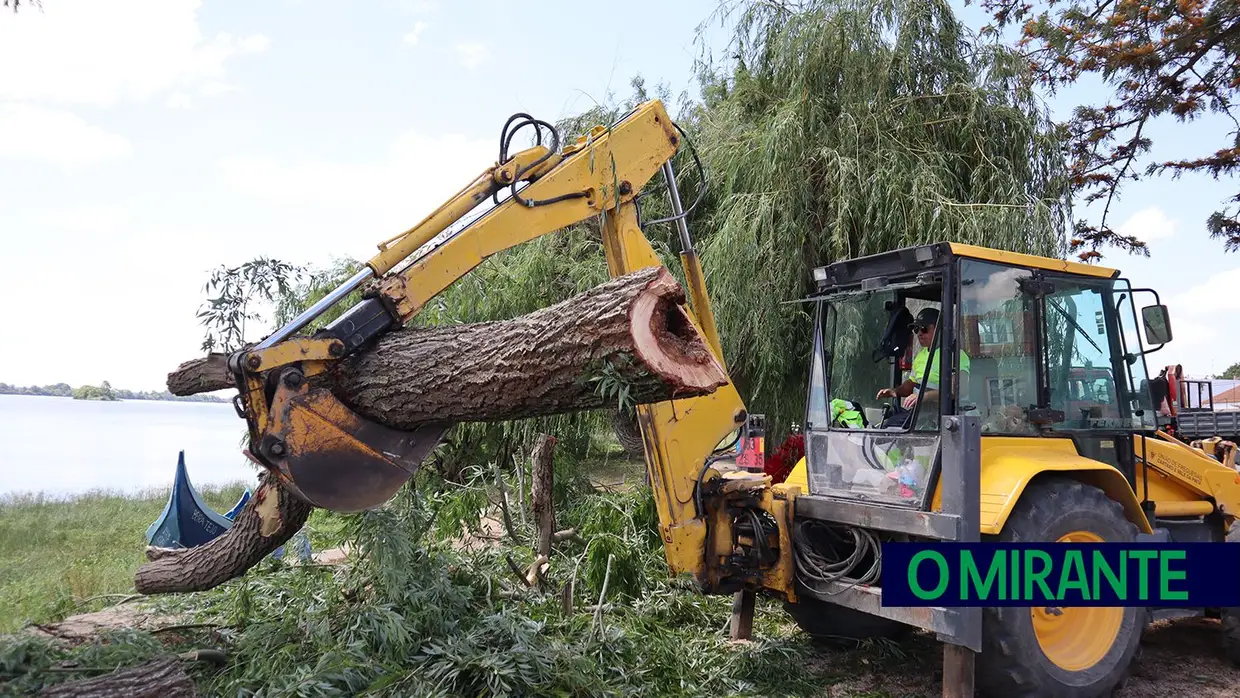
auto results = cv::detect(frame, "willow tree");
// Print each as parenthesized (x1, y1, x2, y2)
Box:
(679, 0, 1073, 438)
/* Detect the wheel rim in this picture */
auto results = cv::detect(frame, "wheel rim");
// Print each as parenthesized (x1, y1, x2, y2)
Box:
(1030, 530, 1124, 672)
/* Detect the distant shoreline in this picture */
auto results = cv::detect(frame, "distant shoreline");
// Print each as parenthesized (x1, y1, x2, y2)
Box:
(0, 384, 229, 404)
(0, 393, 232, 405)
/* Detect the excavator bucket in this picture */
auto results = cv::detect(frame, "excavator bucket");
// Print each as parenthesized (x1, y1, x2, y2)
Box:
(256, 373, 450, 513)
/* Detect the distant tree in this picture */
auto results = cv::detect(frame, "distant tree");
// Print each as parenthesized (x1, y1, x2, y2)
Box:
(72, 382, 118, 401)
(1221, 362, 1240, 379)
(3, 0, 41, 12)
(975, 0, 1240, 261)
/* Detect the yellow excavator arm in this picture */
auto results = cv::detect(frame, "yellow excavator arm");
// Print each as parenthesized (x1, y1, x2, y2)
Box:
(226, 99, 797, 598)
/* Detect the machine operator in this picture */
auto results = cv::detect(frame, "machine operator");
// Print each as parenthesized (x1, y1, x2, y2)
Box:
(875, 307, 970, 427)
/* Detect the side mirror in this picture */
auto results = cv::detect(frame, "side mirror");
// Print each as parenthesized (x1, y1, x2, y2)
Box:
(1141, 304, 1173, 345)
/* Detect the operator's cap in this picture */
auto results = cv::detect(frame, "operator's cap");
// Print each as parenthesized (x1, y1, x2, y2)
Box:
(909, 307, 939, 331)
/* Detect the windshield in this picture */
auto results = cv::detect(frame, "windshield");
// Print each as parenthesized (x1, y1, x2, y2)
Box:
(803, 282, 945, 507)
(821, 288, 944, 432)
(1044, 275, 1154, 430)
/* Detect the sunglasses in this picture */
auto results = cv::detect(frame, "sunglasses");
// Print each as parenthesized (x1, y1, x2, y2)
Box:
(911, 325, 933, 334)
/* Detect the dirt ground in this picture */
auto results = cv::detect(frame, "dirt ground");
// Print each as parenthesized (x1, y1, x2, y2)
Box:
(801, 616, 1240, 697)
(1119, 617, 1240, 697)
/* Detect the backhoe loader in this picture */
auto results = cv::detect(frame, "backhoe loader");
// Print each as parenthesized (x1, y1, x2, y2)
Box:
(220, 98, 1240, 698)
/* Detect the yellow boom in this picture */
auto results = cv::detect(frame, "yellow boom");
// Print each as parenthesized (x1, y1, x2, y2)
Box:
(225, 100, 793, 598)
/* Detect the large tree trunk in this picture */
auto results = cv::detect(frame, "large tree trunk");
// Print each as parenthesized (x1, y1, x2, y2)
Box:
(148, 267, 725, 595)
(40, 657, 195, 698)
(166, 266, 728, 428)
(134, 471, 312, 595)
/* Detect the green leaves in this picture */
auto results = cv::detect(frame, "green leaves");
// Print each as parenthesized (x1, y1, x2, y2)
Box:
(585, 355, 639, 415)
(196, 257, 304, 353)
(978, 0, 1240, 257)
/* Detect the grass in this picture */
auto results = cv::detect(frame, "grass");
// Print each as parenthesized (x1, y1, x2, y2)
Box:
(0, 483, 347, 634)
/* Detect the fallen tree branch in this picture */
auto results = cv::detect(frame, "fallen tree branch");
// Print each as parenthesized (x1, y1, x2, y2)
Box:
(493, 457, 521, 544)
(505, 554, 531, 587)
(525, 554, 550, 589)
(591, 553, 615, 637)
(165, 353, 234, 396)
(39, 656, 194, 698)
(133, 472, 312, 595)
(552, 528, 585, 546)
(150, 268, 725, 595)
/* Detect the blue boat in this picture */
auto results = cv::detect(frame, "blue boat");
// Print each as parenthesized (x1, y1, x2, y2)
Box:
(145, 451, 311, 561)
(145, 450, 235, 548)
(223, 488, 251, 520)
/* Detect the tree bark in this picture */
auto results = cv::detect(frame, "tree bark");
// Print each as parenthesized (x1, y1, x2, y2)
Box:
(165, 266, 728, 429)
(133, 471, 312, 595)
(531, 433, 556, 559)
(40, 657, 195, 698)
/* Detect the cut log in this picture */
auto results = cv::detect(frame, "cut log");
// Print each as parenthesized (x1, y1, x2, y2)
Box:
(165, 266, 729, 429)
(40, 657, 195, 698)
(326, 266, 725, 428)
(133, 471, 312, 595)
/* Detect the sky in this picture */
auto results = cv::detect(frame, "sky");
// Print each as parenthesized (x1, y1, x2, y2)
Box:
(1, 0, 1237, 394)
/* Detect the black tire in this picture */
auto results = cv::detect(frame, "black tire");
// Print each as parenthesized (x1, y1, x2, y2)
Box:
(784, 596, 913, 646)
(976, 477, 1146, 698)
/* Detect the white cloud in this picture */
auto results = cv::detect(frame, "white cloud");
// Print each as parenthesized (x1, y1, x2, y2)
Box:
(0, 0, 268, 107)
(455, 42, 490, 69)
(403, 21, 427, 46)
(1118, 206, 1178, 243)
(0, 103, 131, 165)
(1170, 266, 1240, 317)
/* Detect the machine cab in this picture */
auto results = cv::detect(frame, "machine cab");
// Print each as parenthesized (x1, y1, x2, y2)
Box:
(802, 242, 1168, 508)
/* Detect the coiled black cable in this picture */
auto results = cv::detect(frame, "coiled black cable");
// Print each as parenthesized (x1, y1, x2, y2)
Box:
(792, 519, 882, 594)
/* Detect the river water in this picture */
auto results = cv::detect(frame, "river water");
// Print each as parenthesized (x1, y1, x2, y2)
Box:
(0, 394, 262, 499)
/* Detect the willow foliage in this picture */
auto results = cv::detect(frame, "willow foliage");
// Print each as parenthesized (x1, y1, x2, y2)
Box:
(680, 0, 1073, 437)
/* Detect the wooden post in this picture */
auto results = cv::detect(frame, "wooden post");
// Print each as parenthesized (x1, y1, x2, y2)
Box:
(939, 415, 981, 697)
(730, 589, 755, 640)
(942, 643, 975, 697)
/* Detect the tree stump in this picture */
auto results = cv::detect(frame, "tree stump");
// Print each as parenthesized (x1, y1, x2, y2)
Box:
(531, 433, 557, 559)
